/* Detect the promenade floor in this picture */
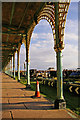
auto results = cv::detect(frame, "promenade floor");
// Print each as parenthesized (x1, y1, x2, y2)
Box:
(0, 73, 79, 120)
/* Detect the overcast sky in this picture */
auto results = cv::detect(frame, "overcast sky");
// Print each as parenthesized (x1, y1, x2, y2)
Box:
(15, 2, 78, 71)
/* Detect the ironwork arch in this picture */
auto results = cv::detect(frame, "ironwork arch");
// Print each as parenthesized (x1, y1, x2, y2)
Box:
(37, 2, 70, 52)
(26, 1, 70, 53)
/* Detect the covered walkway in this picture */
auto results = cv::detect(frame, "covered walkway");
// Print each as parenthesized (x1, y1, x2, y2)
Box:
(1, 73, 79, 119)
(2, 1, 71, 109)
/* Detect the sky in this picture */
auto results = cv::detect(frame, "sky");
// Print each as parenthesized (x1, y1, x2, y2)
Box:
(15, 2, 78, 71)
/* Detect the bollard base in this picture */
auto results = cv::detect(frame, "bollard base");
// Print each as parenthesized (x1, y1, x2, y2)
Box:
(54, 98, 66, 109)
(26, 84, 31, 89)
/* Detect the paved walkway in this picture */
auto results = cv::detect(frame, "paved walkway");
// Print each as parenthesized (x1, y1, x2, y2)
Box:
(1, 73, 79, 119)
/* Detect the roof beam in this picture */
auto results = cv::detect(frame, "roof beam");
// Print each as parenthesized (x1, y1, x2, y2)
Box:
(10, 2, 15, 25)
(2, 24, 27, 31)
(18, 3, 30, 29)
(26, 2, 46, 32)
(6, 2, 15, 42)
(2, 41, 17, 46)
(11, 3, 29, 43)
(2, 31, 23, 36)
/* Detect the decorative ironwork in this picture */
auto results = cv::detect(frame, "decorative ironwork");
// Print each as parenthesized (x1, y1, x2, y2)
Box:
(37, 1, 70, 52)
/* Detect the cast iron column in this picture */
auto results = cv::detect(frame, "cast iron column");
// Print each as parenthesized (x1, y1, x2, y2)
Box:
(10, 60, 11, 76)
(11, 56, 13, 76)
(24, 62, 26, 76)
(25, 34, 30, 88)
(17, 49, 20, 82)
(54, 2, 66, 109)
(13, 52, 15, 79)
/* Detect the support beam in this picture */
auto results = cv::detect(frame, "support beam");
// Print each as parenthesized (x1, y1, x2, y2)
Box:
(25, 34, 30, 88)
(54, 2, 66, 109)
(17, 49, 20, 82)
(2, 24, 27, 32)
(13, 52, 15, 79)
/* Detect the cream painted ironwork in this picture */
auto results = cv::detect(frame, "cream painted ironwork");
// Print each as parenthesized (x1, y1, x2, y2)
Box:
(37, 1, 70, 52)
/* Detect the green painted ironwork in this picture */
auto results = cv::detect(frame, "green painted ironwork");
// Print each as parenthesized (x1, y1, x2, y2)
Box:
(13, 52, 15, 79)
(18, 3, 30, 29)
(10, 2, 15, 25)
(25, 34, 30, 85)
(55, 2, 64, 100)
(6, 3, 15, 42)
(17, 49, 20, 81)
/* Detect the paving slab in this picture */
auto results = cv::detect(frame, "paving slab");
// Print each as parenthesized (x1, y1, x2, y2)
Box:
(12, 109, 72, 118)
(2, 110, 11, 119)
(2, 98, 8, 103)
(1, 73, 79, 119)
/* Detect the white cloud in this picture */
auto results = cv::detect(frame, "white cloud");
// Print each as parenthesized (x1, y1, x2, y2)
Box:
(64, 33, 78, 45)
(65, 19, 78, 35)
(62, 19, 78, 69)
(63, 44, 78, 69)
(31, 33, 39, 40)
(31, 33, 53, 42)
(38, 20, 50, 26)
(30, 33, 56, 70)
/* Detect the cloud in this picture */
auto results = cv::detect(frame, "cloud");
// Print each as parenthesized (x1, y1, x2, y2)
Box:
(33, 20, 52, 34)
(38, 20, 50, 26)
(30, 33, 56, 70)
(63, 19, 78, 69)
(64, 33, 78, 46)
(31, 33, 53, 44)
(63, 44, 78, 69)
(31, 33, 39, 41)
(65, 19, 78, 34)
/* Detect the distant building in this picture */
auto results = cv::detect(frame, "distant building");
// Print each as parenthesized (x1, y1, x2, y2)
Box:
(48, 67, 54, 71)
(30, 69, 37, 78)
(63, 68, 80, 79)
(77, 68, 80, 71)
(36, 70, 48, 78)
(63, 69, 73, 79)
(69, 68, 80, 79)
(47, 67, 57, 78)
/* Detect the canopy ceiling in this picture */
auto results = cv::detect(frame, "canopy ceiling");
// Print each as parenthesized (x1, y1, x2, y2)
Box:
(2, 2, 45, 70)
(2, 1, 70, 71)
